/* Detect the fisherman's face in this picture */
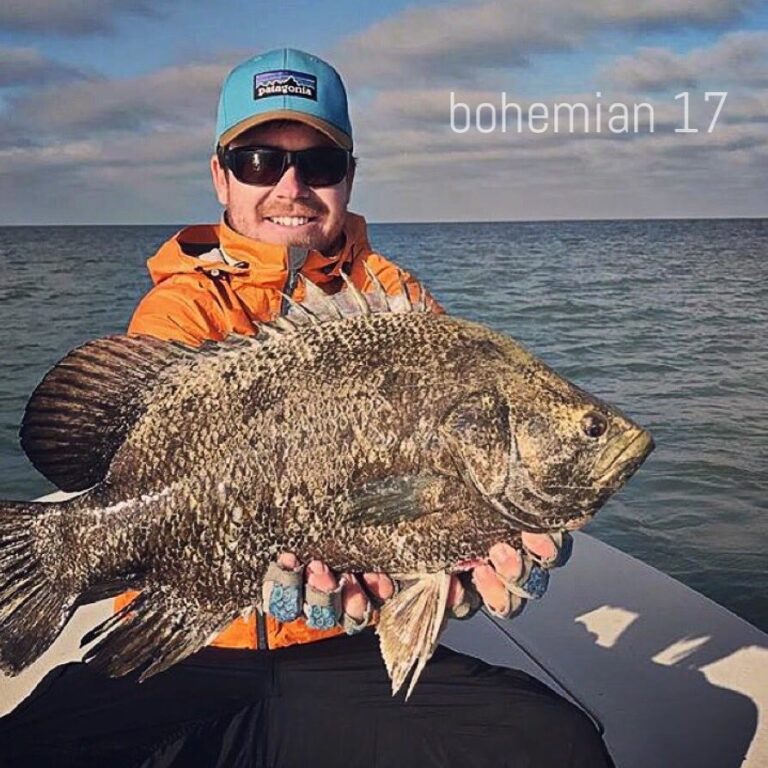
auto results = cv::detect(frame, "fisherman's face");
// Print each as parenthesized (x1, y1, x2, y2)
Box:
(210, 121, 354, 254)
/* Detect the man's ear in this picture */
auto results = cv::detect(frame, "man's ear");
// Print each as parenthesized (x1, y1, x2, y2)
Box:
(210, 153, 229, 207)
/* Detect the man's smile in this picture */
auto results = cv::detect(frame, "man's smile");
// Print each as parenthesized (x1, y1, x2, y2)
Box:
(264, 215, 318, 228)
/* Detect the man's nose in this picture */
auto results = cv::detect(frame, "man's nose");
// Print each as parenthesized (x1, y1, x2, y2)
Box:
(273, 165, 309, 199)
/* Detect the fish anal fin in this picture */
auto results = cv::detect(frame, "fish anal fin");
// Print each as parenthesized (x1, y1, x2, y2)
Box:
(81, 586, 236, 682)
(376, 571, 451, 699)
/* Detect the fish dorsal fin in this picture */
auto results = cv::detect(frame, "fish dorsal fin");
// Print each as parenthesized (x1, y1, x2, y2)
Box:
(282, 270, 429, 326)
(20, 335, 205, 492)
(20, 275, 428, 492)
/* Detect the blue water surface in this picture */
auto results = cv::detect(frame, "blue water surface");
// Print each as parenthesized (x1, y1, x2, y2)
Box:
(0, 219, 765, 631)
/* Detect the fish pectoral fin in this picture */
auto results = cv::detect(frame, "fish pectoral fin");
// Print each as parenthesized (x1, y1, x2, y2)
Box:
(343, 475, 434, 526)
(376, 571, 451, 699)
(80, 586, 237, 682)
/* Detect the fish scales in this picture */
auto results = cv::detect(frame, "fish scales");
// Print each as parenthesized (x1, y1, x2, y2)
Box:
(107, 313, 511, 573)
(0, 275, 654, 695)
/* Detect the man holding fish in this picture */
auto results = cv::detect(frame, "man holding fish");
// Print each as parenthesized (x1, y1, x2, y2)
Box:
(0, 49, 625, 767)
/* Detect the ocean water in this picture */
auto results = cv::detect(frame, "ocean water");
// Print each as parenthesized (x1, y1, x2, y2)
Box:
(0, 219, 766, 632)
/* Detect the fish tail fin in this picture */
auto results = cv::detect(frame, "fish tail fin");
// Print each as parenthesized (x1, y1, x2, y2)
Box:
(376, 571, 451, 700)
(0, 501, 76, 675)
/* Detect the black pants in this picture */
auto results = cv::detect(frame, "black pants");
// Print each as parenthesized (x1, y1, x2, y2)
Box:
(0, 631, 615, 768)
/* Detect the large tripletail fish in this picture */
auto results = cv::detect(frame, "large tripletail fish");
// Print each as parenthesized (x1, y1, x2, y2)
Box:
(0, 271, 653, 697)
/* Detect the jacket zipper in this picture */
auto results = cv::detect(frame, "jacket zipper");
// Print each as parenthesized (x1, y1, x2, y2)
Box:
(256, 609, 268, 650)
(254, 246, 310, 649)
(280, 246, 309, 315)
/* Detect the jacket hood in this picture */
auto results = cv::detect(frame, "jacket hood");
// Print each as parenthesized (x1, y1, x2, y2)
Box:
(146, 212, 373, 288)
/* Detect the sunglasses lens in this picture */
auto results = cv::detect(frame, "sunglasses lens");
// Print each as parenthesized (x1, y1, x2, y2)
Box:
(224, 147, 349, 187)
(296, 148, 349, 187)
(228, 149, 285, 185)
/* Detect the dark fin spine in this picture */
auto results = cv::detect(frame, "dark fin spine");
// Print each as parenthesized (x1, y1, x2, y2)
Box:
(362, 262, 396, 311)
(395, 270, 412, 310)
(298, 276, 345, 319)
(338, 271, 372, 315)
(288, 274, 428, 326)
(0, 501, 76, 675)
(277, 291, 322, 325)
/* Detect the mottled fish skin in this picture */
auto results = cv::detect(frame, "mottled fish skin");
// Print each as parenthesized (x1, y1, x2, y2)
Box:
(0, 276, 653, 689)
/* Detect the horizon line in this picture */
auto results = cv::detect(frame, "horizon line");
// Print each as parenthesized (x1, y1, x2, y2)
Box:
(0, 215, 766, 227)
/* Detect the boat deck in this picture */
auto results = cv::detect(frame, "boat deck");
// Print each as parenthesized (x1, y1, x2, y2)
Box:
(1, 522, 765, 767)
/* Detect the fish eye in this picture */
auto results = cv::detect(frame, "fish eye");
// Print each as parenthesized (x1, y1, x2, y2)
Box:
(581, 412, 608, 439)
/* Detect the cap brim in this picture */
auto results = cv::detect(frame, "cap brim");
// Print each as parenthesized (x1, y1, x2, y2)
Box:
(218, 110, 352, 150)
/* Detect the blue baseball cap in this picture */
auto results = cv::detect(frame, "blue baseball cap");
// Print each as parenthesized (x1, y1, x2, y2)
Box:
(215, 48, 353, 150)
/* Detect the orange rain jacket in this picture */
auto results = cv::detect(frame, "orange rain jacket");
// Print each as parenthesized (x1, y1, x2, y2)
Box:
(117, 212, 442, 650)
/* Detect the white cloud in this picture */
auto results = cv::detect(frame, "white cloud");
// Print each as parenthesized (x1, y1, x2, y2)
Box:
(0, 127, 217, 223)
(334, 0, 751, 87)
(0, 0, 164, 36)
(0, 46, 85, 87)
(4, 61, 230, 138)
(606, 31, 768, 91)
(347, 79, 766, 221)
(0, 2, 763, 222)
(330, 1, 764, 221)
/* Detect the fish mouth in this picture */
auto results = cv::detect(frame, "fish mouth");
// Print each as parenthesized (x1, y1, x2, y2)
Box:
(495, 427, 653, 533)
(594, 428, 654, 487)
(563, 513, 594, 531)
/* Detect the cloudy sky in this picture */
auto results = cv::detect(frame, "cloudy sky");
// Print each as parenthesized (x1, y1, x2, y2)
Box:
(0, 0, 766, 223)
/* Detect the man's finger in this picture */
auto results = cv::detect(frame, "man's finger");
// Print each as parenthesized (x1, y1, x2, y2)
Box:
(488, 543, 523, 583)
(340, 574, 375, 635)
(341, 573, 369, 621)
(447, 575, 466, 608)
(263, 554, 303, 622)
(520, 532, 558, 563)
(489, 542, 550, 600)
(448, 573, 483, 619)
(360, 573, 395, 604)
(472, 563, 510, 615)
(306, 560, 338, 593)
(304, 560, 342, 630)
(277, 552, 300, 570)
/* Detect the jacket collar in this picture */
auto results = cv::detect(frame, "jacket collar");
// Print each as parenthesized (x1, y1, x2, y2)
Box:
(146, 212, 372, 287)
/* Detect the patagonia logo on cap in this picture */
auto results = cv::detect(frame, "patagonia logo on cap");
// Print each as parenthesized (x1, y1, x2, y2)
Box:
(253, 70, 317, 101)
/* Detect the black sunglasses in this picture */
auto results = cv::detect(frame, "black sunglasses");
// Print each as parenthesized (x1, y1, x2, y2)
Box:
(220, 145, 351, 188)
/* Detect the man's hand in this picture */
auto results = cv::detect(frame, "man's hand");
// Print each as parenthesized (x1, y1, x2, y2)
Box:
(466, 532, 567, 619)
(262, 553, 396, 632)
(263, 532, 572, 630)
